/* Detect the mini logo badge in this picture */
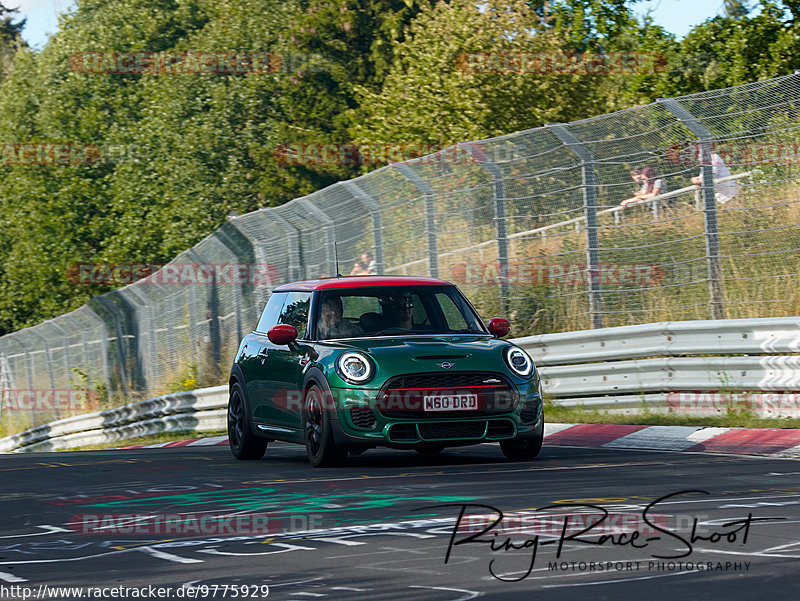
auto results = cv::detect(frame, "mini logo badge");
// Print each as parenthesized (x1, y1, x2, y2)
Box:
(437, 362, 455, 369)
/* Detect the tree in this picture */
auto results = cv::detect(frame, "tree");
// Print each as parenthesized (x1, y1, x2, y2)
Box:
(0, 0, 294, 333)
(651, 2, 800, 96)
(724, 0, 751, 18)
(352, 0, 671, 148)
(0, 1, 24, 82)
(252, 0, 437, 203)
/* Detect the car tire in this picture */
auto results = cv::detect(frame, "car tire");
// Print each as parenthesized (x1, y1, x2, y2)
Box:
(500, 419, 543, 461)
(228, 382, 269, 460)
(303, 384, 346, 468)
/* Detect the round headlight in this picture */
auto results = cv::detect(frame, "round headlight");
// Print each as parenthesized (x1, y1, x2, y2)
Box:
(337, 352, 373, 383)
(505, 347, 534, 377)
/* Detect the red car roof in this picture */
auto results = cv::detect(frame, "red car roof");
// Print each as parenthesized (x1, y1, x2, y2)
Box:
(273, 275, 453, 291)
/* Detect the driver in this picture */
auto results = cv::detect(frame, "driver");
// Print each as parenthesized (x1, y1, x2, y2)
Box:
(317, 296, 361, 339)
(379, 293, 414, 330)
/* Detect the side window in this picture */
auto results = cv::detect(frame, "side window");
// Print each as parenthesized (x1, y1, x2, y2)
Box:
(410, 294, 426, 325)
(278, 292, 312, 339)
(436, 292, 469, 330)
(256, 293, 286, 333)
(342, 296, 380, 320)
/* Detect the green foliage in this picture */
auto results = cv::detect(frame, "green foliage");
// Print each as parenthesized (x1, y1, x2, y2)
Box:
(351, 0, 675, 148)
(0, 2, 24, 82)
(650, 2, 800, 96)
(1, 0, 799, 339)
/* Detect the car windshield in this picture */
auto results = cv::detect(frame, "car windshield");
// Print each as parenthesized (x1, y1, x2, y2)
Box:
(315, 285, 486, 340)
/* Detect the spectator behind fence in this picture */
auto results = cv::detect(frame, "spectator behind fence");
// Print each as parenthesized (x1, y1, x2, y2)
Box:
(691, 149, 739, 204)
(350, 251, 376, 276)
(620, 166, 666, 208)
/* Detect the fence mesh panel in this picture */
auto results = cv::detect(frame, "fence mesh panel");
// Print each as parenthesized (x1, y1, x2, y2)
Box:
(2, 73, 800, 434)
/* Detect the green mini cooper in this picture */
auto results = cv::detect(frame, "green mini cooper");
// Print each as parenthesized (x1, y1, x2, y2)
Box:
(228, 276, 544, 467)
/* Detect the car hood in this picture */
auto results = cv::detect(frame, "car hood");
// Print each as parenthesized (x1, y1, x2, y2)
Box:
(322, 335, 519, 386)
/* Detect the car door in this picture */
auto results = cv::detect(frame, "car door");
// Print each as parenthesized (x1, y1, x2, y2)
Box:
(262, 291, 312, 428)
(245, 292, 286, 422)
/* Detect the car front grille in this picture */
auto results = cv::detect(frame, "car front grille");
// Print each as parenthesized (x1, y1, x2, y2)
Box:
(386, 419, 517, 443)
(418, 421, 486, 440)
(377, 372, 517, 418)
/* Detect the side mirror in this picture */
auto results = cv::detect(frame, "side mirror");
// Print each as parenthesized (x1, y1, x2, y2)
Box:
(267, 324, 298, 346)
(488, 317, 510, 338)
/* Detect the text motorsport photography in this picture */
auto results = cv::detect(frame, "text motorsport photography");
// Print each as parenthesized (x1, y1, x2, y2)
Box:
(421, 490, 784, 582)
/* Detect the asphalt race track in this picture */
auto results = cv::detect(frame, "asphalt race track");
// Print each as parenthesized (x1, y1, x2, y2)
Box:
(1, 442, 799, 600)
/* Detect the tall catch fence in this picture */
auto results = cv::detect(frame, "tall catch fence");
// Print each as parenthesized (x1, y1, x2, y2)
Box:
(1, 73, 799, 433)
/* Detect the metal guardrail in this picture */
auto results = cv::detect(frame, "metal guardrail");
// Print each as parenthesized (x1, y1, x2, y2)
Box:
(515, 316, 800, 365)
(1, 316, 798, 452)
(0, 386, 227, 453)
(516, 316, 800, 412)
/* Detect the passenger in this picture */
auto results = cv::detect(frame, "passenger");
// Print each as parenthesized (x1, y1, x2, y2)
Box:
(317, 296, 360, 339)
(380, 294, 414, 330)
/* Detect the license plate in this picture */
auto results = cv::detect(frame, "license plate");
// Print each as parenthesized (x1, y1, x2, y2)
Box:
(423, 394, 478, 411)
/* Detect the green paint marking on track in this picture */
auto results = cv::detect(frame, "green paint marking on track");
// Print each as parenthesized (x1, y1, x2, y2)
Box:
(85, 487, 473, 514)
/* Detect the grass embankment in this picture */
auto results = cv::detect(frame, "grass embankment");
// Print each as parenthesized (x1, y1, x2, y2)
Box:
(545, 401, 800, 429)
(418, 171, 800, 336)
(63, 429, 228, 451)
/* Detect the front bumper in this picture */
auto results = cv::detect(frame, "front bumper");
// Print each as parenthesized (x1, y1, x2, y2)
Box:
(329, 376, 543, 446)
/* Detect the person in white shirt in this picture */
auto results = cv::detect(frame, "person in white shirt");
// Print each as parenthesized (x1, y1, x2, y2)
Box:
(691, 151, 739, 204)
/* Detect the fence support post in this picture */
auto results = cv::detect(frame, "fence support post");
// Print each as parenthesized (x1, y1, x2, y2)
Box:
(123, 286, 158, 396)
(546, 123, 604, 329)
(659, 98, 725, 319)
(92, 295, 134, 396)
(298, 198, 338, 277)
(267, 210, 303, 282)
(470, 153, 510, 312)
(341, 181, 385, 275)
(81, 308, 113, 397)
(393, 164, 438, 278)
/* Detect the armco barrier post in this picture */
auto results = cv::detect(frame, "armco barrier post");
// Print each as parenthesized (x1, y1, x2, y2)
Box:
(659, 98, 725, 320)
(545, 123, 604, 329)
(341, 180, 386, 275)
(393, 163, 438, 278)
